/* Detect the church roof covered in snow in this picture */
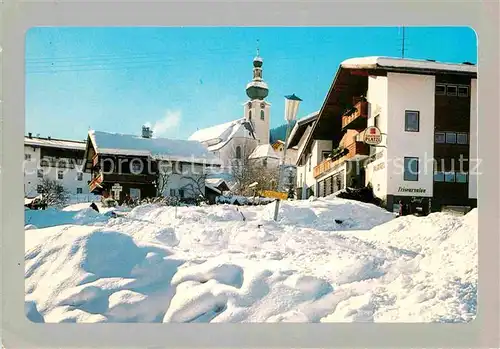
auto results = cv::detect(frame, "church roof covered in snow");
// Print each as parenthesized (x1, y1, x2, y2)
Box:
(248, 144, 280, 160)
(188, 118, 255, 152)
(87, 130, 222, 165)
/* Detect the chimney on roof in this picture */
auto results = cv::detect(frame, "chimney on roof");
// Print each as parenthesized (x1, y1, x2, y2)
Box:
(28, 132, 32, 139)
(142, 125, 153, 139)
(48, 136, 51, 140)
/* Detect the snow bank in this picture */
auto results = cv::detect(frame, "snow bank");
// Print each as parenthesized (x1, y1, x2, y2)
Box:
(25, 197, 477, 323)
(25, 207, 110, 229)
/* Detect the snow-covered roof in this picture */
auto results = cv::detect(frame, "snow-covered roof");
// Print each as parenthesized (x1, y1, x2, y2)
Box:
(205, 184, 222, 195)
(248, 144, 280, 160)
(25, 137, 86, 151)
(340, 56, 477, 74)
(206, 177, 226, 188)
(188, 118, 255, 152)
(88, 130, 222, 165)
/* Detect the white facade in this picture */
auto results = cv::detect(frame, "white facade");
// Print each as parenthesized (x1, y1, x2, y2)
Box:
(365, 73, 437, 199)
(296, 139, 331, 197)
(24, 138, 91, 198)
(158, 162, 212, 199)
(244, 100, 271, 145)
(272, 141, 298, 165)
(363, 70, 477, 209)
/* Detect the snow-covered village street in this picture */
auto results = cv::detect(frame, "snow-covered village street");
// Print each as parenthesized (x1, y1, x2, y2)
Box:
(21, 27, 479, 326)
(24, 197, 477, 323)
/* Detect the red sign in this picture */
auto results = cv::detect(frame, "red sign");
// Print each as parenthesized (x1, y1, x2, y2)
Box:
(363, 126, 382, 145)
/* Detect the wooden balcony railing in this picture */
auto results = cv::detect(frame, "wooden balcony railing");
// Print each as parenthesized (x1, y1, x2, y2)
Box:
(341, 100, 368, 130)
(313, 141, 369, 178)
(89, 172, 103, 192)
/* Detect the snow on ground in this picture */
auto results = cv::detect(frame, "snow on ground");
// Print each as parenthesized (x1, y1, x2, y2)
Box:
(24, 197, 477, 323)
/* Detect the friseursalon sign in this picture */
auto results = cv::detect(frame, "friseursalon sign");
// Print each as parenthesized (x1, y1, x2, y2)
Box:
(398, 186, 427, 194)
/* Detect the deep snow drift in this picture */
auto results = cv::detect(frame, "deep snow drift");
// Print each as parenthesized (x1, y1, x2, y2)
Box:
(24, 197, 477, 323)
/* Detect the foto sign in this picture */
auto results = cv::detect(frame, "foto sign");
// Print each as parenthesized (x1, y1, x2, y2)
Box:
(364, 126, 382, 146)
(260, 190, 288, 200)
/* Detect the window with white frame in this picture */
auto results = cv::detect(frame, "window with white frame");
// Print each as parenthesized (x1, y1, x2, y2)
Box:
(403, 157, 419, 181)
(37, 169, 44, 178)
(435, 84, 446, 95)
(457, 133, 468, 144)
(444, 172, 455, 182)
(446, 85, 458, 96)
(456, 172, 468, 183)
(404, 111, 420, 132)
(77, 172, 83, 181)
(446, 132, 457, 144)
(458, 85, 469, 97)
(434, 158, 445, 182)
(57, 170, 64, 180)
(435, 132, 446, 144)
(76, 188, 83, 194)
(374, 114, 380, 129)
(25, 153, 31, 161)
(434, 171, 445, 182)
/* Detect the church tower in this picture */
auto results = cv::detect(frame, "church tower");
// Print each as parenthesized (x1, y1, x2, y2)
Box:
(244, 48, 271, 144)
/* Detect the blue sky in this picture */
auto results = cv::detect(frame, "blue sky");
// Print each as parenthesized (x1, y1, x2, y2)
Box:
(25, 27, 477, 141)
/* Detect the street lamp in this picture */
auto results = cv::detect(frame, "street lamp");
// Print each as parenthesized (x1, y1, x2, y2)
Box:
(273, 94, 302, 221)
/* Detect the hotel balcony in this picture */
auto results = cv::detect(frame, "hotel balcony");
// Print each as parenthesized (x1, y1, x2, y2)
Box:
(341, 99, 368, 131)
(313, 140, 369, 179)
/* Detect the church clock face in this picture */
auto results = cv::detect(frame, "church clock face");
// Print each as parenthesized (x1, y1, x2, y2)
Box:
(247, 102, 252, 108)
(260, 103, 265, 109)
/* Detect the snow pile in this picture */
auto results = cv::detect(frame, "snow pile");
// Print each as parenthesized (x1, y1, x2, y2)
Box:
(25, 197, 477, 323)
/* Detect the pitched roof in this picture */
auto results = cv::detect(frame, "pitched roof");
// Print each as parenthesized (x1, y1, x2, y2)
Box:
(248, 144, 280, 160)
(286, 111, 319, 149)
(188, 118, 255, 151)
(24, 136, 86, 151)
(340, 56, 477, 74)
(87, 130, 222, 165)
(298, 56, 477, 166)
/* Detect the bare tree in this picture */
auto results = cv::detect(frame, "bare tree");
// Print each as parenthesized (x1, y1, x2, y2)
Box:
(155, 161, 173, 196)
(38, 176, 70, 207)
(228, 139, 259, 194)
(233, 158, 280, 197)
(180, 173, 207, 199)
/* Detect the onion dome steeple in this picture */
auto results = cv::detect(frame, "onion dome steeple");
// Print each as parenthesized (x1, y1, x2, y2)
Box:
(246, 44, 269, 100)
